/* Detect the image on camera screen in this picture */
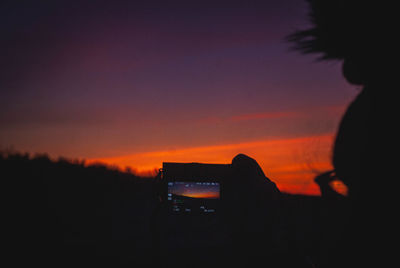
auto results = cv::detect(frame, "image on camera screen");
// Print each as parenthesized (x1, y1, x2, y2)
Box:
(167, 181, 220, 213)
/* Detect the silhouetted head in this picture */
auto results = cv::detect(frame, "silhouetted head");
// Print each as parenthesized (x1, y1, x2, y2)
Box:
(288, 0, 396, 197)
(288, 0, 392, 86)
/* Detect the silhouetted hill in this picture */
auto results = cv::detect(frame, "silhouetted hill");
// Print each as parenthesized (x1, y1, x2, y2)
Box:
(1, 151, 158, 266)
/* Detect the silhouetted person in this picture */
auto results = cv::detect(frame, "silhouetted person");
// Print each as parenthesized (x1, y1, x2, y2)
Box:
(288, 0, 396, 267)
(231, 1, 395, 267)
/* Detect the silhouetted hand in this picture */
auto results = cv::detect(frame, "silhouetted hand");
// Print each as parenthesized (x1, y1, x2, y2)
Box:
(228, 154, 317, 267)
(231, 153, 281, 198)
(314, 170, 344, 199)
(314, 170, 335, 186)
(224, 154, 289, 261)
(229, 154, 282, 216)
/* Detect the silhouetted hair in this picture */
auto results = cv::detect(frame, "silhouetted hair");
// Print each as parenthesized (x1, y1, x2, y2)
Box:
(288, 0, 382, 61)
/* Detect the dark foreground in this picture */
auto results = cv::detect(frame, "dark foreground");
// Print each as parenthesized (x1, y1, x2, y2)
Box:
(2, 152, 348, 267)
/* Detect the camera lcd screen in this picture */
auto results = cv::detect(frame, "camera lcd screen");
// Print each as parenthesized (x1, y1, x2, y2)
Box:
(167, 181, 220, 213)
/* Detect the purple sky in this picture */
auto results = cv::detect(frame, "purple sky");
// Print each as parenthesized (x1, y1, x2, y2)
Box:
(0, 1, 357, 193)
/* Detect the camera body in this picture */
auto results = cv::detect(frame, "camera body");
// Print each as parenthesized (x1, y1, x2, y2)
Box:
(155, 162, 232, 259)
(161, 162, 231, 215)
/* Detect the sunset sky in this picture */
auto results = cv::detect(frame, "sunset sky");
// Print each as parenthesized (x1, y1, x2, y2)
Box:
(0, 0, 357, 195)
(168, 182, 220, 199)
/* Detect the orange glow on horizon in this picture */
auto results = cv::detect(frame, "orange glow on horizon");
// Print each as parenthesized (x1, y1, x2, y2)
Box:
(182, 192, 220, 199)
(86, 134, 335, 195)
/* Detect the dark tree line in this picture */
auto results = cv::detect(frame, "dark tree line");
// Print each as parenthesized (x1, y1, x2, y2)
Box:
(2, 151, 158, 266)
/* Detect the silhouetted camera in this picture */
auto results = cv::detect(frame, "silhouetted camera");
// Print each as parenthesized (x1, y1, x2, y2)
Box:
(161, 162, 231, 215)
